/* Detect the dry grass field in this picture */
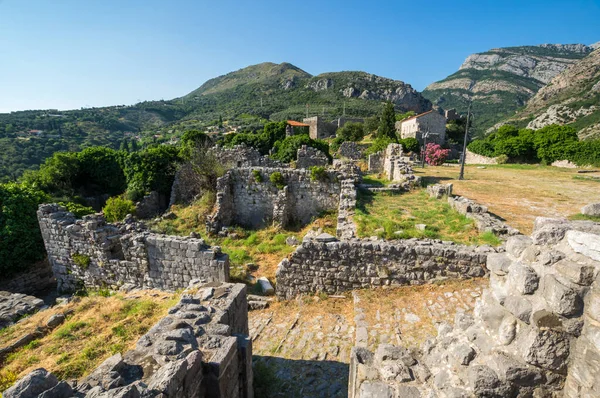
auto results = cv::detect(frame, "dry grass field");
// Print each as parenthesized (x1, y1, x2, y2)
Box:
(416, 164, 600, 235)
(0, 291, 177, 392)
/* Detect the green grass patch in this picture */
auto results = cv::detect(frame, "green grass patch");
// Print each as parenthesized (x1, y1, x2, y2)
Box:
(355, 189, 500, 245)
(54, 321, 89, 340)
(569, 213, 600, 222)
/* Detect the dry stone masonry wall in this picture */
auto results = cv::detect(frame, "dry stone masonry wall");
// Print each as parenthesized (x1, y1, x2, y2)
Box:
(38, 204, 229, 293)
(295, 145, 329, 169)
(207, 167, 340, 233)
(336, 163, 361, 239)
(0, 263, 55, 296)
(4, 281, 253, 398)
(276, 236, 492, 299)
(348, 218, 600, 398)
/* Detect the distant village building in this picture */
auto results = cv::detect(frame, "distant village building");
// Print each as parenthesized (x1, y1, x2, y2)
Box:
(445, 108, 459, 121)
(286, 120, 310, 137)
(300, 116, 365, 140)
(396, 110, 446, 145)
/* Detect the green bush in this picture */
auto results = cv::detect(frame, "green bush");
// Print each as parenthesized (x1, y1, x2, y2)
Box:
(121, 145, 181, 197)
(252, 169, 263, 182)
(467, 139, 496, 157)
(336, 122, 365, 142)
(271, 134, 331, 163)
(533, 124, 579, 164)
(398, 137, 420, 153)
(102, 196, 136, 222)
(365, 136, 395, 155)
(310, 166, 328, 182)
(58, 202, 95, 218)
(72, 253, 91, 269)
(0, 182, 49, 277)
(269, 172, 285, 189)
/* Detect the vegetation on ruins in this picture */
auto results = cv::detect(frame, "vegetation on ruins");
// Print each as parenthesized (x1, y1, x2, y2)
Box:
(102, 196, 136, 223)
(269, 172, 285, 189)
(252, 169, 263, 182)
(355, 190, 501, 246)
(71, 253, 91, 269)
(309, 166, 328, 182)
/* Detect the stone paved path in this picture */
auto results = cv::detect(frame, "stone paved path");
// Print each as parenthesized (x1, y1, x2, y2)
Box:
(249, 297, 354, 398)
(249, 278, 487, 397)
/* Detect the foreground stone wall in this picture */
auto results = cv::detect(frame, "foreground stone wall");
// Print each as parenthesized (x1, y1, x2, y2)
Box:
(349, 218, 600, 397)
(38, 204, 229, 293)
(448, 194, 520, 237)
(276, 236, 491, 299)
(4, 282, 253, 398)
(207, 167, 340, 233)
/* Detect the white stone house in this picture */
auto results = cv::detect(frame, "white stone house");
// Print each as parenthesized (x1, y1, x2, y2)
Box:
(395, 110, 446, 145)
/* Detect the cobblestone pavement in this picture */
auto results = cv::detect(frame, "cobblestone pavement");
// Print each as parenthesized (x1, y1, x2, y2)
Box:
(354, 278, 487, 350)
(249, 297, 354, 398)
(248, 278, 487, 397)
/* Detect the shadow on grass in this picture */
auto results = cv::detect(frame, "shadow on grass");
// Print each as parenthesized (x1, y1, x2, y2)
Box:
(420, 176, 454, 187)
(253, 355, 348, 398)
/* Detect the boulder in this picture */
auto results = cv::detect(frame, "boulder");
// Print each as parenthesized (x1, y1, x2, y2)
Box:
(3, 368, 59, 398)
(257, 277, 275, 295)
(507, 263, 539, 295)
(581, 203, 600, 217)
(45, 314, 65, 329)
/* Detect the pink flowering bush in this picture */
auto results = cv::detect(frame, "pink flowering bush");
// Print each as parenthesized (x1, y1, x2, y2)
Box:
(424, 143, 450, 166)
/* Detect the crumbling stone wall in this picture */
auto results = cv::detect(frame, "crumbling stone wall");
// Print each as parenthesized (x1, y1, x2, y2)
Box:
(368, 143, 421, 187)
(276, 236, 491, 299)
(339, 141, 364, 160)
(303, 116, 336, 139)
(295, 145, 329, 169)
(4, 282, 253, 398)
(348, 218, 600, 398)
(207, 167, 340, 233)
(368, 152, 384, 173)
(448, 194, 520, 237)
(38, 204, 229, 293)
(335, 162, 361, 239)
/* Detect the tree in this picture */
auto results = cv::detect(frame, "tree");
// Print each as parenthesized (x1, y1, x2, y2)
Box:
(336, 122, 365, 142)
(378, 102, 397, 140)
(0, 182, 49, 277)
(533, 124, 579, 164)
(271, 135, 331, 163)
(122, 145, 181, 197)
(364, 116, 379, 134)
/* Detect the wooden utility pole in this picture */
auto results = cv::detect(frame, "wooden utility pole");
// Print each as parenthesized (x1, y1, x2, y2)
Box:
(458, 101, 472, 180)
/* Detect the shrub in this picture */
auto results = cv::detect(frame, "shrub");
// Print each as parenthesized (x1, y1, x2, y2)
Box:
(336, 122, 365, 142)
(103, 196, 136, 222)
(269, 172, 285, 189)
(0, 182, 49, 277)
(72, 253, 91, 269)
(365, 136, 395, 155)
(271, 134, 331, 163)
(252, 169, 263, 182)
(495, 154, 509, 164)
(58, 202, 95, 218)
(310, 166, 328, 182)
(468, 139, 496, 157)
(398, 137, 420, 153)
(424, 143, 450, 166)
(533, 124, 579, 164)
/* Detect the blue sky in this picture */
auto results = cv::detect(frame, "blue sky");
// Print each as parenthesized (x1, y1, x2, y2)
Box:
(1, 0, 599, 113)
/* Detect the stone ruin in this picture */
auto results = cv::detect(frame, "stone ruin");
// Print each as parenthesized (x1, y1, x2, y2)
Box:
(207, 167, 340, 233)
(169, 144, 284, 206)
(4, 281, 254, 398)
(276, 234, 492, 300)
(428, 183, 521, 239)
(295, 145, 329, 169)
(349, 218, 600, 397)
(0, 291, 45, 330)
(38, 204, 229, 293)
(368, 143, 421, 188)
(339, 141, 364, 160)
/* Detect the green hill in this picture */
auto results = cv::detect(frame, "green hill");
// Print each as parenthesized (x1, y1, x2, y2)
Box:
(0, 62, 431, 181)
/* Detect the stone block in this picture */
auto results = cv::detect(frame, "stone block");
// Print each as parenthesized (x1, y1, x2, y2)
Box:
(503, 295, 532, 324)
(506, 235, 533, 258)
(554, 259, 595, 286)
(542, 275, 583, 317)
(358, 381, 395, 398)
(507, 263, 539, 295)
(581, 203, 600, 217)
(523, 329, 570, 371)
(566, 230, 600, 262)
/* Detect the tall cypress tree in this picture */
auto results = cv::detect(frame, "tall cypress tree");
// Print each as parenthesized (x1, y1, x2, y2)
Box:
(378, 102, 397, 140)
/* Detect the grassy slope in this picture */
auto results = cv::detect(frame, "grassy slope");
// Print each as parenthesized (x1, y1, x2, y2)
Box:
(0, 291, 178, 392)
